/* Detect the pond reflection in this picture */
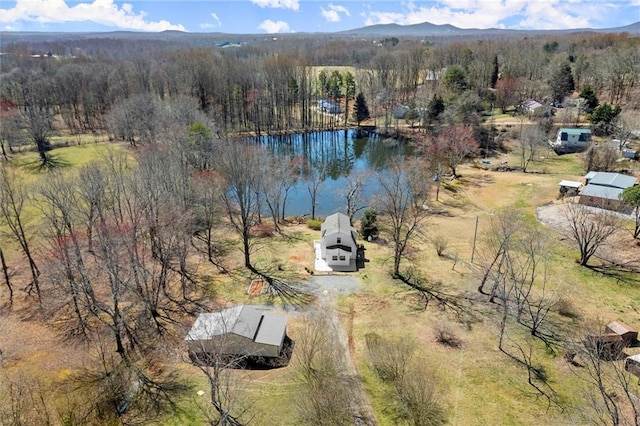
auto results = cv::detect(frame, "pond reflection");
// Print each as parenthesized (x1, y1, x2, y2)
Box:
(253, 129, 413, 217)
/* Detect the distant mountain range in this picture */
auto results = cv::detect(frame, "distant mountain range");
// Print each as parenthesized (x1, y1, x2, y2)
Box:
(339, 21, 640, 37)
(1, 21, 639, 46)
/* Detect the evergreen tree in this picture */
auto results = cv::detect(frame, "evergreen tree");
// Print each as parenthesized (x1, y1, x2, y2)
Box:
(579, 85, 599, 112)
(425, 94, 445, 126)
(550, 63, 575, 103)
(590, 103, 621, 136)
(443, 65, 468, 94)
(359, 210, 378, 240)
(490, 55, 499, 88)
(353, 92, 370, 126)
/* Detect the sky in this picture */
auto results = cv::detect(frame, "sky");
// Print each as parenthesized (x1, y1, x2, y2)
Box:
(1, 0, 639, 34)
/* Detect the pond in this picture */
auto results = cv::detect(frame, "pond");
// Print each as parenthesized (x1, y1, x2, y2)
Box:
(255, 129, 413, 218)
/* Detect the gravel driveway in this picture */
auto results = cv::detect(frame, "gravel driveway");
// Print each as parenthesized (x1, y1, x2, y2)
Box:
(305, 275, 363, 296)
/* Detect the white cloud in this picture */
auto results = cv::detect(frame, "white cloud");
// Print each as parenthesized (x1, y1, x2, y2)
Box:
(321, 4, 350, 23)
(258, 19, 292, 33)
(361, 0, 615, 30)
(251, 0, 299, 11)
(211, 13, 221, 27)
(0, 0, 186, 32)
(200, 14, 221, 30)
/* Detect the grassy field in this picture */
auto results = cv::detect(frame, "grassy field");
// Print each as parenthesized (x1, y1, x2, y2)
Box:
(2, 135, 640, 425)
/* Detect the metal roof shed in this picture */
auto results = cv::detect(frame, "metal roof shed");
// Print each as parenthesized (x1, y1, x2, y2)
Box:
(586, 172, 637, 189)
(186, 305, 287, 358)
(607, 321, 638, 347)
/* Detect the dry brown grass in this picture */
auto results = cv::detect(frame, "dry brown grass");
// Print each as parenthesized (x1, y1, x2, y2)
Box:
(2, 140, 640, 425)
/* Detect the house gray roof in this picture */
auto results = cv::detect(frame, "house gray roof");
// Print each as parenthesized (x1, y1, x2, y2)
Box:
(585, 171, 598, 180)
(522, 99, 543, 110)
(586, 171, 637, 189)
(186, 305, 286, 345)
(580, 184, 624, 200)
(321, 212, 354, 237)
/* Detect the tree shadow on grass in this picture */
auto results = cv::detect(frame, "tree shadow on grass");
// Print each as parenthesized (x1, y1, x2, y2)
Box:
(18, 155, 71, 172)
(586, 264, 640, 286)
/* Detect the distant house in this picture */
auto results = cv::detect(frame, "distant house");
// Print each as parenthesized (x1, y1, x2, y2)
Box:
(521, 99, 550, 116)
(579, 171, 638, 211)
(320, 212, 358, 271)
(317, 100, 342, 114)
(185, 305, 288, 358)
(549, 128, 592, 154)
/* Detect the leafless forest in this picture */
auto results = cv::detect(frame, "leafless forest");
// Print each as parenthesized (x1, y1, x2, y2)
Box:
(1, 29, 640, 425)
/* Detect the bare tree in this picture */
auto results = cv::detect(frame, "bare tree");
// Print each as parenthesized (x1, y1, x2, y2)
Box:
(215, 140, 263, 271)
(582, 144, 619, 173)
(0, 247, 12, 306)
(365, 332, 448, 425)
(430, 125, 479, 178)
(262, 155, 299, 232)
(568, 323, 640, 426)
(517, 124, 545, 172)
(373, 158, 431, 277)
(564, 203, 619, 266)
(304, 161, 327, 220)
(188, 324, 251, 426)
(0, 166, 40, 299)
(341, 171, 369, 225)
(192, 171, 226, 270)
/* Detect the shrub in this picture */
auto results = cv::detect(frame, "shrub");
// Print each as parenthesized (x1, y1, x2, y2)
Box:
(306, 218, 322, 231)
(432, 235, 449, 257)
(365, 332, 414, 383)
(557, 297, 579, 318)
(434, 322, 463, 348)
(360, 210, 378, 240)
(366, 332, 448, 425)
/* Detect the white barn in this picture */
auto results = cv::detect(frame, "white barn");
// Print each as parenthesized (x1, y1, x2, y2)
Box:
(185, 305, 287, 358)
(320, 212, 358, 271)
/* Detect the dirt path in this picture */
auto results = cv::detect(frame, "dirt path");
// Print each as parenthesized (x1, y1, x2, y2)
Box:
(306, 276, 378, 425)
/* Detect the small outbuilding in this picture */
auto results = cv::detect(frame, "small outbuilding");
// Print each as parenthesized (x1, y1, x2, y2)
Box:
(579, 171, 638, 211)
(606, 321, 638, 347)
(185, 305, 288, 358)
(624, 354, 640, 378)
(558, 180, 582, 197)
(320, 212, 358, 272)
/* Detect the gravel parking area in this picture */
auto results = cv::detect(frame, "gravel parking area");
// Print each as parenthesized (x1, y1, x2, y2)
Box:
(305, 275, 363, 296)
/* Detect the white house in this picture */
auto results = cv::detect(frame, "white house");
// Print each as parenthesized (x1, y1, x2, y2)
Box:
(185, 305, 287, 358)
(549, 128, 592, 154)
(320, 212, 358, 271)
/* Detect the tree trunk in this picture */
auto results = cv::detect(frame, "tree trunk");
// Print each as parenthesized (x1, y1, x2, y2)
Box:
(0, 248, 13, 306)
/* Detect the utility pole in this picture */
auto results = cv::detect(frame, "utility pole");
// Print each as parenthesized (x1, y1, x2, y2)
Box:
(471, 215, 479, 264)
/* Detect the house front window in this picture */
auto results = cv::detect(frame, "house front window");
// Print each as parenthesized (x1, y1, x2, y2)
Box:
(339, 256, 346, 261)
(337, 237, 341, 244)
(332, 256, 338, 261)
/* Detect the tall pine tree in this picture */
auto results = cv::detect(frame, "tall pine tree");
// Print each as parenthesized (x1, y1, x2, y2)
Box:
(353, 92, 370, 126)
(491, 55, 499, 88)
(550, 63, 575, 103)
